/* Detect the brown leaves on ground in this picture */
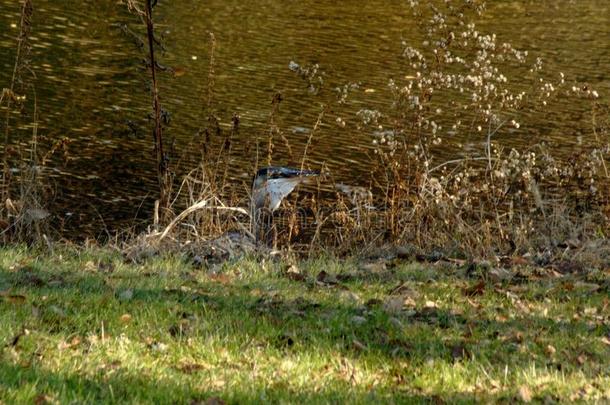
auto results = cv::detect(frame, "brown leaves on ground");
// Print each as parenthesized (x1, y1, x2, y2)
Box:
(283, 264, 305, 282)
(190, 397, 226, 405)
(176, 361, 209, 374)
(449, 342, 471, 362)
(462, 280, 486, 297)
(0, 290, 27, 304)
(517, 385, 533, 402)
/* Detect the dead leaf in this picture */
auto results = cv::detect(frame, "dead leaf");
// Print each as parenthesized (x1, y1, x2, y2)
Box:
(9, 329, 28, 347)
(98, 261, 115, 274)
(576, 354, 587, 365)
(360, 261, 387, 273)
(449, 343, 469, 362)
(34, 394, 52, 405)
(173, 67, 187, 77)
(207, 273, 232, 284)
(388, 282, 420, 298)
(574, 281, 600, 292)
(3, 294, 26, 304)
(365, 298, 383, 308)
(316, 271, 338, 285)
(518, 385, 532, 402)
(466, 298, 482, 309)
(169, 320, 191, 337)
(463, 280, 486, 297)
(555, 260, 584, 274)
(26, 208, 50, 221)
(277, 333, 295, 347)
(204, 397, 226, 405)
(120, 314, 132, 323)
(340, 291, 361, 304)
(489, 268, 512, 283)
(545, 344, 556, 356)
(177, 362, 207, 374)
(424, 300, 438, 309)
(150, 342, 168, 352)
(352, 339, 367, 351)
(284, 265, 305, 282)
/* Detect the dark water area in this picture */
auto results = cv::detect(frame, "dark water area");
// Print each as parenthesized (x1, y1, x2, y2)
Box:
(0, 0, 608, 237)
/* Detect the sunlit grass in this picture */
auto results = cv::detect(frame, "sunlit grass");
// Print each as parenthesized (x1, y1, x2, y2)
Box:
(0, 246, 608, 404)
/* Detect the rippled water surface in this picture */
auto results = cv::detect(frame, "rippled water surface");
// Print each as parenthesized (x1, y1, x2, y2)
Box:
(0, 0, 608, 235)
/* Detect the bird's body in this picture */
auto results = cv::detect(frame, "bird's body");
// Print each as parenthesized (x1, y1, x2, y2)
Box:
(251, 166, 320, 242)
(251, 166, 320, 212)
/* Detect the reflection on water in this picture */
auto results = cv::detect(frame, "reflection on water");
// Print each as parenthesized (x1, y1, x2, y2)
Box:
(0, 0, 608, 236)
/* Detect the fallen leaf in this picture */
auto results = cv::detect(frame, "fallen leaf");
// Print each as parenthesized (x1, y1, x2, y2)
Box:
(277, 334, 295, 347)
(545, 344, 556, 356)
(489, 267, 512, 283)
(463, 280, 486, 297)
(424, 300, 438, 309)
(9, 329, 28, 347)
(360, 261, 387, 273)
(150, 342, 168, 352)
(574, 281, 600, 292)
(284, 265, 305, 282)
(316, 270, 338, 285)
(449, 343, 469, 362)
(340, 290, 361, 304)
(466, 298, 482, 309)
(98, 261, 115, 274)
(34, 394, 52, 405)
(576, 354, 587, 365)
(555, 260, 584, 274)
(26, 208, 50, 221)
(177, 362, 207, 374)
(199, 397, 225, 405)
(352, 339, 367, 351)
(4, 294, 26, 304)
(518, 385, 532, 402)
(120, 314, 132, 323)
(173, 67, 187, 77)
(365, 298, 383, 308)
(207, 273, 232, 284)
(388, 282, 420, 299)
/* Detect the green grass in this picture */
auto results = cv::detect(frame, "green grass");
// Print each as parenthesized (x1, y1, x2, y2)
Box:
(0, 246, 608, 404)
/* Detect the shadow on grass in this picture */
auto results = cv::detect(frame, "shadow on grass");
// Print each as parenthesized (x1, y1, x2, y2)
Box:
(0, 259, 607, 403)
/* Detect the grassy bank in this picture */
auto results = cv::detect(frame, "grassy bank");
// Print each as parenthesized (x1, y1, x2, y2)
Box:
(0, 246, 608, 404)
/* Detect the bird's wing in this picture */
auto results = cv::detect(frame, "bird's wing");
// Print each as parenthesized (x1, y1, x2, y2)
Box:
(265, 177, 303, 211)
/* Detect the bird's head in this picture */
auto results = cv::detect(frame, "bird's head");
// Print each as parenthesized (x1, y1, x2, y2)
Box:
(252, 166, 320, 191)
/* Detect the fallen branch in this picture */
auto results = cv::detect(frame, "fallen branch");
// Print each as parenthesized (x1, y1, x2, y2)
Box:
(156, 200, 249, 242)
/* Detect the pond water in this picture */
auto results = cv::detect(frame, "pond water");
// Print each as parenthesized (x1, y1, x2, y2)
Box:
(0, 0, 608, 236)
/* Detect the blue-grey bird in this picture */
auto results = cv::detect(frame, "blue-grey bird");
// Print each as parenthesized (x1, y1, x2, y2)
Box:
(251, 166, 320, 213)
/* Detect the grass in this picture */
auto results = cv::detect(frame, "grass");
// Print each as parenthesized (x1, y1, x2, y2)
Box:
(0, 246, 608, 404)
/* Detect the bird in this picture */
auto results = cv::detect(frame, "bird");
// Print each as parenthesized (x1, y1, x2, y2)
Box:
(250, 166, 320, 242)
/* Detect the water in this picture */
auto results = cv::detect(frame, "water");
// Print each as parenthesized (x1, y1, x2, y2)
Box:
(0, 0, 608, 236)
